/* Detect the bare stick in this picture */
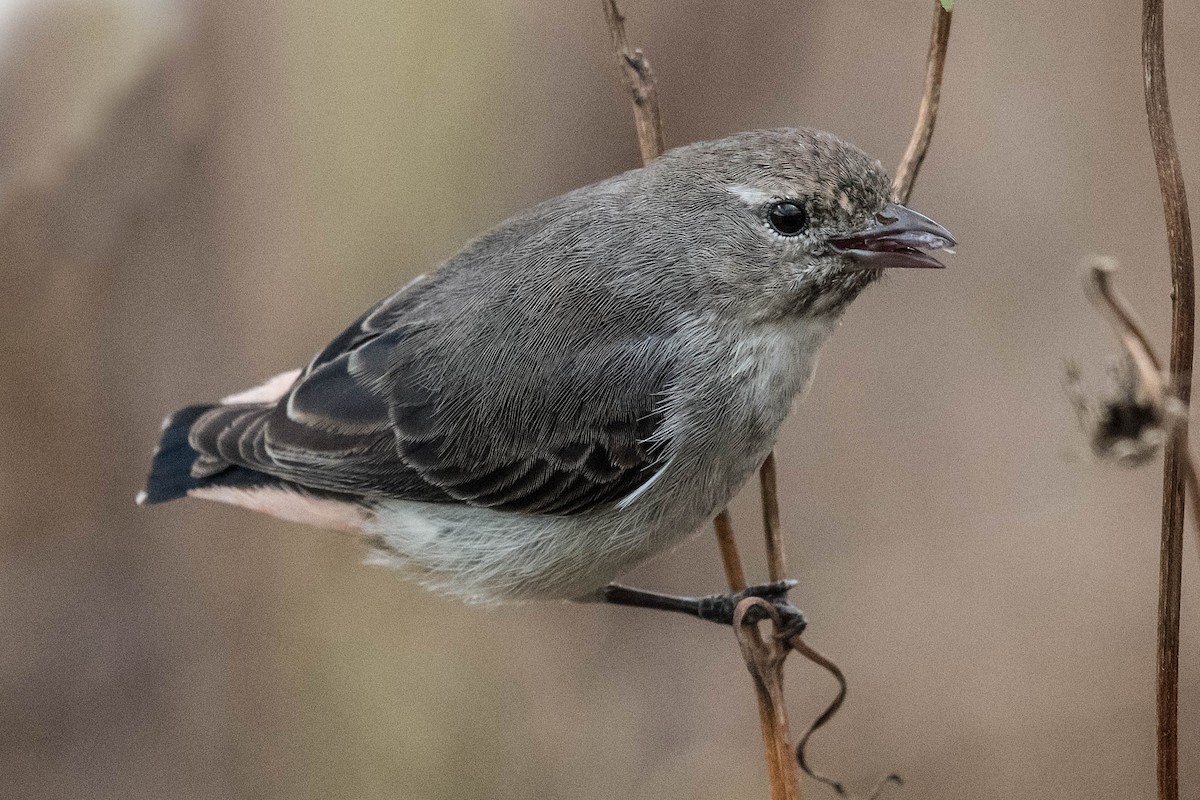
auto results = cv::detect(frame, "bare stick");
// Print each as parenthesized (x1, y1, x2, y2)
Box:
(735, 599, 803, 800)
(602, 0, 666, 164)
(714, 509, 749, 592)
(1087, 262, 1200, 549)
(1141, 1, 1195, 797)
(893, 1, 953, 205)
(1089, 261, 1166, 399)
(759, 452, 787, 584)
(602, 4, 954, 796)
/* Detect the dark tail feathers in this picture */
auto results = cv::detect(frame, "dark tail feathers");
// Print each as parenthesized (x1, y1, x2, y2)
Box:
(139, 404, 290, 506)
(138, 404, 218, 505)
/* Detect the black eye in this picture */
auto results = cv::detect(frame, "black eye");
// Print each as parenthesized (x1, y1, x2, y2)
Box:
(767, 201, 807, 236)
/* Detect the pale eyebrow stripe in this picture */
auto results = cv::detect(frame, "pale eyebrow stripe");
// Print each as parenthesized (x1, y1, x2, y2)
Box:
(725, 184, 775, 206)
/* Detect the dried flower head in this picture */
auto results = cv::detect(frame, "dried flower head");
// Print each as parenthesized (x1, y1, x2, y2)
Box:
(1065, 355, 1167, 468)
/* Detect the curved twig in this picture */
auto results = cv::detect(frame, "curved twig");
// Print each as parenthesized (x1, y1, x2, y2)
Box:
(1086, 260, 1200, 606)
(789, 635, 849, 794)
(1088, 260, 1165, 400)
(893, 2, 953, 205)
(1141, 0, 1195, 797)
(788, 2, 954, 788)
(789, 634, 902, 800)
(603, 4, 956, 797)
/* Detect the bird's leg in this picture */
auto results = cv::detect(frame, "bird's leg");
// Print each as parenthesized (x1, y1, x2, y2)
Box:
(601, 580, 807, 636)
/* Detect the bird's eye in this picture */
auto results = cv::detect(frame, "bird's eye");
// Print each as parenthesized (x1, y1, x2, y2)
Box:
(767, 201, 807, 236)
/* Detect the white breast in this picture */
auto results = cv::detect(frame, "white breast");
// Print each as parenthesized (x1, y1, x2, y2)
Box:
(645, 315, 835, 529)
(367, 315, 837, 604)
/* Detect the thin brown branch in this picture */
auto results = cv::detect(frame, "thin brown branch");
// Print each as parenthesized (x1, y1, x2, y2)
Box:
(1088, 260, 1166, 401)
(893, 1, 952, 205)
(1142, 0, 1195, 797)
(602, 0, 665, 163)
(1088, 262, 1200, 548)
(759, 451, 787, 584)
(735, 599, 803, 800)
(602, 0, 753, 612)
(603, 5, 954, 798)
(714, 509, 749, 592)
(786, 634, 902, 799)
(789, 634, 849, 794)
(761, 2, 954, 792)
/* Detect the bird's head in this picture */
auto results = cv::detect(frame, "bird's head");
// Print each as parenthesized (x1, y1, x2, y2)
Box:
(649, 128, 954, 322)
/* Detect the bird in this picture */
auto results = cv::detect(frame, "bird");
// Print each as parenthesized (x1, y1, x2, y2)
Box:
(138, 127, 953, 626)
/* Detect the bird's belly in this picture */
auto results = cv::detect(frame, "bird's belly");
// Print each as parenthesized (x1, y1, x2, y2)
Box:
(367, 319, 831, 604)
(366, 498, 689, 604)
(366, 369, 807, 605)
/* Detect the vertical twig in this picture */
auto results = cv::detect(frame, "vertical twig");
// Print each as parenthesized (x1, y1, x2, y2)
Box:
(894, 1, 953, 205)
(714, 509, 749, 591)
(759, 452, 787, 584)
(602, 0, 665, 164)
(1141, 1, 1195, 797)
(735, 599, 804, 800)
(744, 4, 952, 786)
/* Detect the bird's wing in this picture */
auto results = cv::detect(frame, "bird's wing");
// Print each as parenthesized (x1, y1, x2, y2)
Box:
(187, 266, 679, 516)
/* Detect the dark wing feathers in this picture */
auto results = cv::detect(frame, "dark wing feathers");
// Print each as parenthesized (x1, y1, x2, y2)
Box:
(288, 352, 391, 434)
(183, 255, 677, 516)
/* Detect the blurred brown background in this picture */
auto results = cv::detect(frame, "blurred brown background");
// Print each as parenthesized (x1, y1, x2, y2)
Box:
(1, 1, 1198, 798)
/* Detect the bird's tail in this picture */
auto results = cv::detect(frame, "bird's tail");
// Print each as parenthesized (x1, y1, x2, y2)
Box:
(137, 403, 217, 505)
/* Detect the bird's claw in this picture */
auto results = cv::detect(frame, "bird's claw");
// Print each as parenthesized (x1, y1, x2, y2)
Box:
(695, 579, 807, 635)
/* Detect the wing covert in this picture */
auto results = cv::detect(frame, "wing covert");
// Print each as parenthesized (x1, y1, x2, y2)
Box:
(186, 185, 690, 515)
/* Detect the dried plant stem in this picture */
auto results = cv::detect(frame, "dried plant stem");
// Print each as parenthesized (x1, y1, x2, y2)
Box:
(1089, 262, 1165, 399)
(894, 1, 952, 205)
(714, 509, 749, 591)
(759, 452, 787, 583)
(735, 599, 804, 800)
(1141, 0, 1195, 797)
(751, 2, 954, 782)
(789, 636, 850, 793)
(602, 0, 665, 164)
(1088, 264, 1200, 546)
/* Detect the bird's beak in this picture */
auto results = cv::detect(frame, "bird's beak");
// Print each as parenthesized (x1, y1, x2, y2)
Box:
(829, 203, 956, 271)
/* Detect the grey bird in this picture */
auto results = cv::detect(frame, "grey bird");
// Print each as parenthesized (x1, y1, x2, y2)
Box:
(139, 128, 954, 625)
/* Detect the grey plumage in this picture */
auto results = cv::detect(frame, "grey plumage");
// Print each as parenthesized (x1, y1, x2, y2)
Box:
(140, 127, 952, 603)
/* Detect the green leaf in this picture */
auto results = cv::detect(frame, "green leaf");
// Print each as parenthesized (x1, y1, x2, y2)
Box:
(939, 0, 955, 10)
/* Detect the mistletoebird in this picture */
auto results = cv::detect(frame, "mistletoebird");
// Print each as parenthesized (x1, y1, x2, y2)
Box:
(139, 128, 954, 627)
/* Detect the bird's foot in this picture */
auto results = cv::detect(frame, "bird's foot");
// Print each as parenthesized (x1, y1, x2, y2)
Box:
(696, 579, 807, 637)
(600, 579, 807, 636)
